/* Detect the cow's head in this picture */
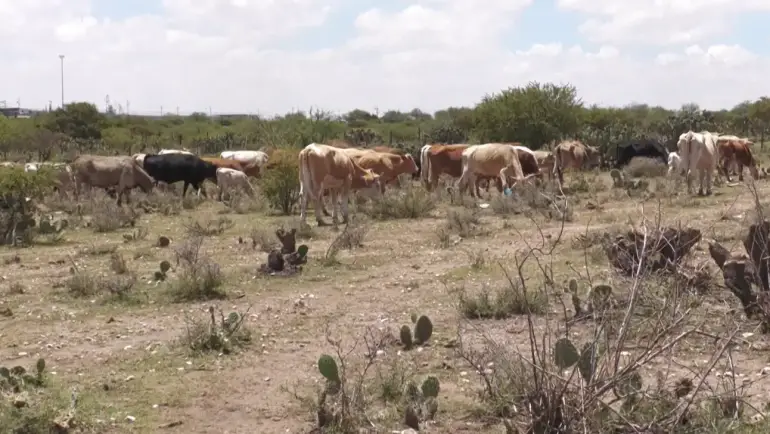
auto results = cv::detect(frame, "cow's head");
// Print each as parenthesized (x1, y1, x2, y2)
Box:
(361, 169, 383, 193)
(402, 154, 419, 174)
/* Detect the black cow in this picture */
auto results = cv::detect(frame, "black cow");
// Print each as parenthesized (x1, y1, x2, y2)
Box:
(615, 139, 668, 168)
(142, 154, 218, 197)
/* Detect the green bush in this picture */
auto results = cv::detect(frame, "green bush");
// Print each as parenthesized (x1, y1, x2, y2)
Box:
(260, 150, 300, 215)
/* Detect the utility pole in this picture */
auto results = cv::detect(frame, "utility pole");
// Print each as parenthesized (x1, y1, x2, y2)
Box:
(126, 100, 130, 115)
(58, 54, 65, 107)
(176, 106, 179, 115)
(160, 106, 163, 116)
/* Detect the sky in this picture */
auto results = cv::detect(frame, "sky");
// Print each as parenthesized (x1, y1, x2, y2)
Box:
(2, 0, 770, 116)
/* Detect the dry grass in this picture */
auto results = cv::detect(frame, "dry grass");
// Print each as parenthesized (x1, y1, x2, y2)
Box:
(3, 172, 770, 433)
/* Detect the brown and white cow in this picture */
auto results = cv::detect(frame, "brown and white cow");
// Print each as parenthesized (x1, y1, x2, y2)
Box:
(298, 143, 382, 226)
(420, 144, 493, 195)
(202, 157, 260, 178)
(552, 140, 601, 184)
(342, 148, 418, 185)
(457, 143, 531, 199)
(532, 150, 556, 180)
(715, 135, 758, 182)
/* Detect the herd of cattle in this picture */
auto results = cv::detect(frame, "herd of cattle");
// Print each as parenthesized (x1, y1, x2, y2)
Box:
(0, 130, 759, 226)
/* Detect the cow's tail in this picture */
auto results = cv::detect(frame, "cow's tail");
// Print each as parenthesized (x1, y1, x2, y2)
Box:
(553, 148, 563, 182)
(298, 149, 314, 200)
(421, 145, 431, 186)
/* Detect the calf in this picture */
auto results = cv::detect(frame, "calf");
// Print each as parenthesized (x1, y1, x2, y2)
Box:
(216, 167, 255, 201)
(716, 136, 758, 182)
(142, 153, 218, 198)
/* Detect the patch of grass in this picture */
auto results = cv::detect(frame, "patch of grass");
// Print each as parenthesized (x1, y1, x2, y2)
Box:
(181, 306, 252, 354)
(80, 243, 118, 256)
(491, 182, 573, 221)
(444, 208, 486, 238)
(365, 183, 436, 220)
(250, 227, 277, 253)
(109, 252, 129, 274)
(90, 201, 139, 233)
(168, 237, 226, 302)
(65, 268, 99, 298)
(458, 283, 548, 319)
(183, 216, 235, 237)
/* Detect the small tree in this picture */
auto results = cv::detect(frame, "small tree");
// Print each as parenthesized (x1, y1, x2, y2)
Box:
(260, 149, 300, 215)
(0, 167, 56, 245)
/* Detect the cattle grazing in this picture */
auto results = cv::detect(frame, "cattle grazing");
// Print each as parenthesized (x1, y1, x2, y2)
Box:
(615, 139, 669, 168)
(216, 168, 255, 201)
(532, 150, 556, 180)
(457, 143, 529, 199)
(201, 156, 254, 176)
(512, 145, 541, 177)
(421, 143, 497, 196)
(715, 136, 758, 182)
(159, 149, 194, 156)
(142, 153, 218, 198)
(667, 152, 682, 176)
(70, 155, 154, 205)
(342, 148, 418, 185)
(677, 130, 718, 195)
(553, 140, 601, 184)
(24, 162, 76, 198)
(298, 143, 381, 226)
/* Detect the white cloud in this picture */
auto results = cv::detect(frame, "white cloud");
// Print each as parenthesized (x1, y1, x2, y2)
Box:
(1, 0, 769, 115)
(557, 0, 770, 46)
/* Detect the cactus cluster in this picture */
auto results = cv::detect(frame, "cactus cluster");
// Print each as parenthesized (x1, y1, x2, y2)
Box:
(554, 338, 597, 383)
(567, 278, 615, 320)
(400, 314, 433, 350)
(403, 376, 441, 430)
(154, 260, 171, 281)
(0, 358, 46, 393)
(316, 354, 343, 428)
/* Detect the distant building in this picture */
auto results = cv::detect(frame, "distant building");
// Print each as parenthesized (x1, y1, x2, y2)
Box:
(0, 107, 34, 118)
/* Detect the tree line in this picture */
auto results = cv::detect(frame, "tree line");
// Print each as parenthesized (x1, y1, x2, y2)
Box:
(1, 82, 769, 161)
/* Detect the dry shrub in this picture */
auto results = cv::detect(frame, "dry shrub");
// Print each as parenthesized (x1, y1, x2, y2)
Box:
(624, 157, 668, 178)
(445, 208, 483, 237)
(183, 216, 234, 237)
(169, 236, 226, 301)
(222, 190, 266, 214)
(458, 282, 548, 319)
(365, 182, 436, 220)
(90, 200, 139, 233)
(491, 182, 573, 221)
(260, 149, 300, 215)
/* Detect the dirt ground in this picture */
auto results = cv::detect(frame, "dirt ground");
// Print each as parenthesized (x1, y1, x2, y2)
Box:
(3, 170, 770, 434)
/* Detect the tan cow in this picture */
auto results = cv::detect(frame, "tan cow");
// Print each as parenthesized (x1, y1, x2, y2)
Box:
(341, 148, 418, 185)
(552, 140, 601, 184)
(457, 143, 530, 199)
(298, 143, 381, 226)
(532, 150, 556, 179)
(70, 155, 155, 205)
(216, 167, 255, 201)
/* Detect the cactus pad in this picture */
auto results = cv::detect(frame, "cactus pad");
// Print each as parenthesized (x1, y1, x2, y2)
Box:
(554, 338, 579, 369)
(10, 366, 26, 376)
(400, 325, 413, 349)
(297, 245, 308, 259)
(0, 367, 9, 379)
(317, 355, 340, 383)
(160, 261, 171, 273)
(423, 396, 439, 420)
(578, 342, 597, 383)
(410, 313, 418, 324)
(35, 359, 45, 375)
(421, 376, 440, 398)
(413, 315, 433, 344)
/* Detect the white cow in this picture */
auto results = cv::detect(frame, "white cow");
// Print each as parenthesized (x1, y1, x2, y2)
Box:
(667, 152, 682, 176)
(132, 153, 146, 165)
(220, 150, 269, 168)
(158, 149, 194, 155)
(677, 130, 718, 195)
(216, 167, 255, 201)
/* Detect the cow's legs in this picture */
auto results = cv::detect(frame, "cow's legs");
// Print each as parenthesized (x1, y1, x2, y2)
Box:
(738, 162, 745, 181)
(339, 187, 351, 224)
(299, 188, 310, 224)
(312, 192, 328, 226)
(182, 182, 190, 197)
(329, 189, 340, 225)
(705, 169, 713, 195)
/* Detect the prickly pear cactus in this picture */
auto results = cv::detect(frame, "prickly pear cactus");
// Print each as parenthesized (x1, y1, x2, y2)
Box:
(423, 396, 439, 420)
(410, 313, 418, 324)
(297, 245, 308, 259)
(0, 367, 9, 380)
(616, 370, 643, 397)
(160, 261, 171, 273)
(421, 376, 440, 398)
(413, 315, 433, 344)
(400, 325, 413, 349)
(317, 354, 340, 383)
(589, 284, 613, 311)
(35, 358, 45, 376)
(554, 338, 579, 369)
(578, 342, 597, 383)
